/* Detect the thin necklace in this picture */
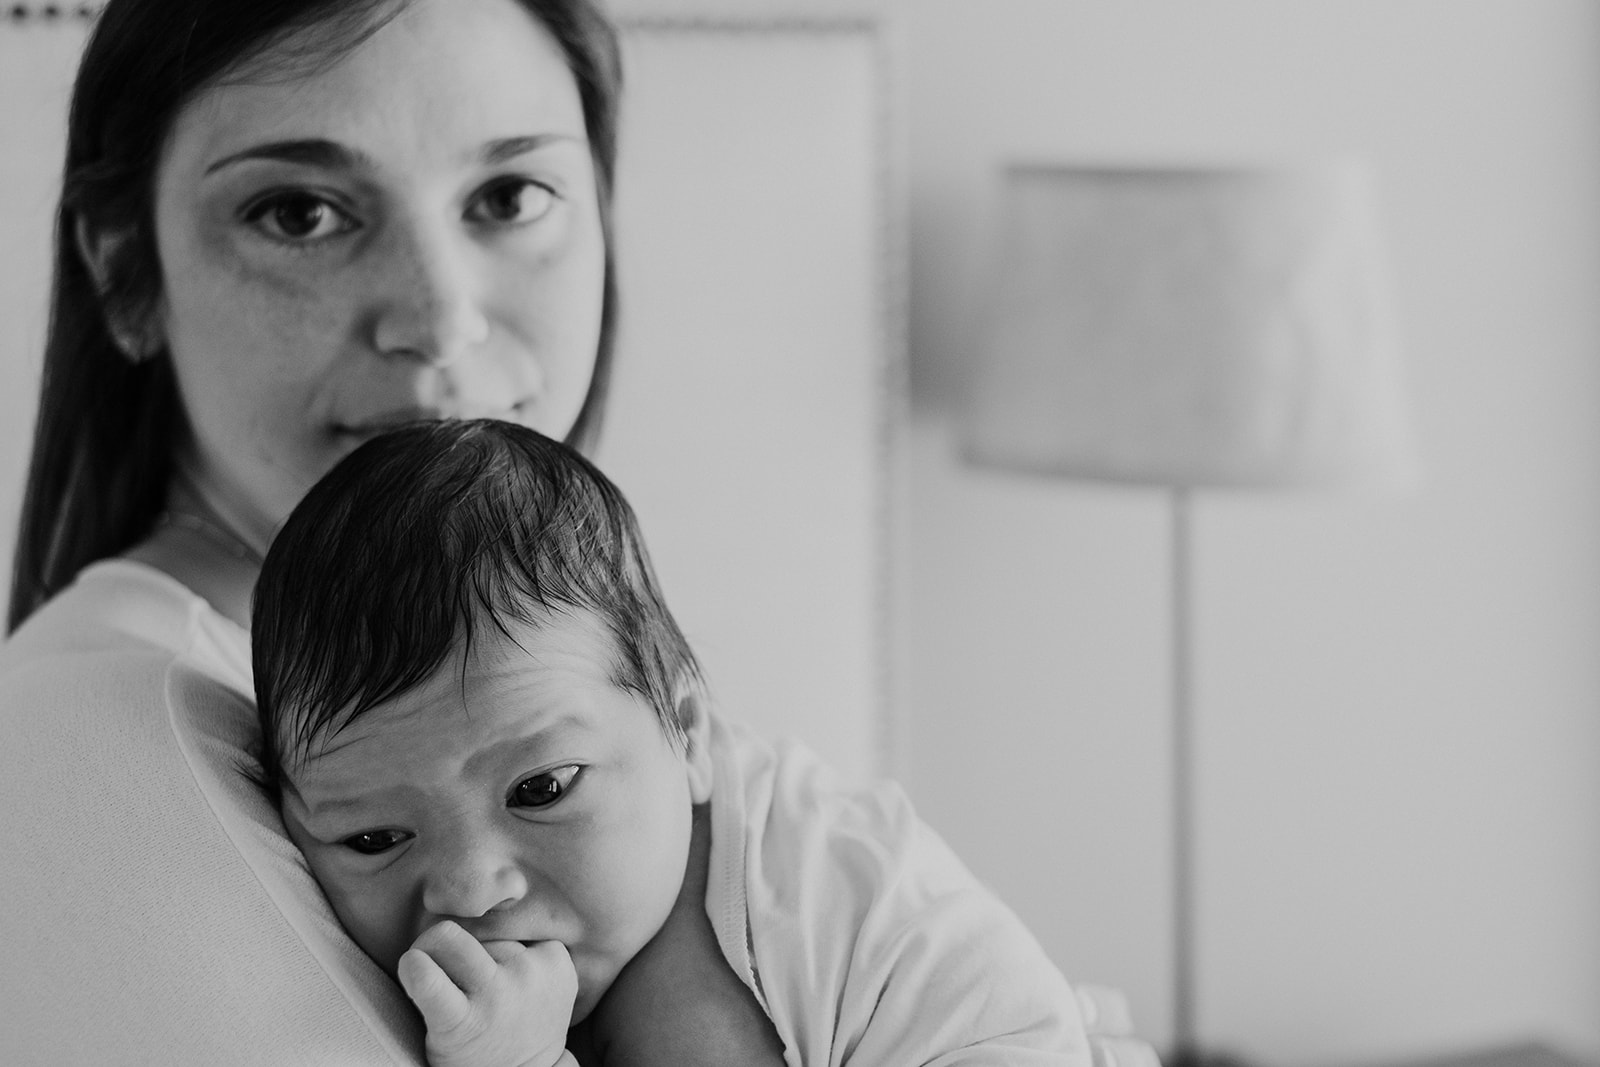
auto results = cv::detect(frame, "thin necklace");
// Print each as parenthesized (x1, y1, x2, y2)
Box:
(157, 469, 267, 567)
(156, 510, 265, 566)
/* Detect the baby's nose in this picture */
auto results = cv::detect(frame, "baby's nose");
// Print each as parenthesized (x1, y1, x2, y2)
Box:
(422, 843, 530, 919)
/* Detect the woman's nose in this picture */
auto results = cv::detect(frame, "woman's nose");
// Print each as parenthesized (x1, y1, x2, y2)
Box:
(422, 834, 530, 919)
(369, 217, 491, 367)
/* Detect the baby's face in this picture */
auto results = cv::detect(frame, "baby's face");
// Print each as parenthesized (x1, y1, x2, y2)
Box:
(279, 608, 709, 1023)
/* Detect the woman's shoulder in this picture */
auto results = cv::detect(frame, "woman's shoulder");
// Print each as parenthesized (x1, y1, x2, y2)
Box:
(0, 556, 257, 796)
(706, 712, 1088, 1064)
(1, 557, 250, 690)
(708, 712, 921, 863)
(0, 559, 424, 1065)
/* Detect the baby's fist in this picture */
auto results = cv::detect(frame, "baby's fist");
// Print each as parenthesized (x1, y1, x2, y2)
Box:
(399, 920, 578, 1067)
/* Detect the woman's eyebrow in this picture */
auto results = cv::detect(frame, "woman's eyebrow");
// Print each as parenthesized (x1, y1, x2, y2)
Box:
(479, 133, 583, 166)
(204, 138, 370, 176)
(202, 134, 581, 177)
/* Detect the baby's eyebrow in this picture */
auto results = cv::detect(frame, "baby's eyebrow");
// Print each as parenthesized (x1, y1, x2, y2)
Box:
(464, 713, 591, 775)
(295, 792, 367, 820)
(289, 710, 593, 815)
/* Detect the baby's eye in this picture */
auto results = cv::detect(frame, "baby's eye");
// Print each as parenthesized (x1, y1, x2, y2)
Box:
(509, 765, 582, 809)
(242, 192, 358, 243)
(466, 178, 556, 226)
(341, 829, 412, 856)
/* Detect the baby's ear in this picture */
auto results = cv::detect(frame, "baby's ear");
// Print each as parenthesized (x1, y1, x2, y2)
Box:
(673, 679, 714, 803)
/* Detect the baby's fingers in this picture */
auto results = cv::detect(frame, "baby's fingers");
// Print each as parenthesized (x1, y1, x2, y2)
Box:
(503, 939, 578, 1001)
(397, 946, 471, 1035)
(409, 920, 499, 996)
(479, 939, 526, 965)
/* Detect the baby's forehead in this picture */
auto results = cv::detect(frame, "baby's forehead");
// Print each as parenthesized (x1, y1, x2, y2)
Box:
(284, 607, 629, 774)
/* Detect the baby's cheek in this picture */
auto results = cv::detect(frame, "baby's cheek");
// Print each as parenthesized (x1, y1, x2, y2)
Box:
(583, 835, 673, 950)
(638, 814, 694, 937)
(318, 867, 416, 976)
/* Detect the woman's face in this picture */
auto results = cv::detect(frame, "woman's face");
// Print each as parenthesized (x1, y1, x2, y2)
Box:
(148, 0, 606, 543)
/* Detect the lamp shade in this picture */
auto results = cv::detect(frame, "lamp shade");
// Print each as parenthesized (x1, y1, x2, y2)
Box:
(962, 162, 1417, 489)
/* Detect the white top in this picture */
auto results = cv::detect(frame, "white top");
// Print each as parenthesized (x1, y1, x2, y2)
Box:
(0, 559, 1156, 1067)
(704, 714, 1090, 1066)
(0, 560, 424, 1065)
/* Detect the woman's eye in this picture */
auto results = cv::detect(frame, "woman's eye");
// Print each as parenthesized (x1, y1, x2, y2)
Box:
(242, 192, 356, 243)
(510, 764, 582, 809)
(341, 829, 412, 855)
(467, 179, 556, 226)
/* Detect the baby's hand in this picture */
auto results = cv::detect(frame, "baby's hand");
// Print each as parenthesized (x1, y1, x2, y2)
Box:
(398, 920, 578, 1067)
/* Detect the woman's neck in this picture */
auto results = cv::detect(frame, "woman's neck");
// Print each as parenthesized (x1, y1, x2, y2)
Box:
(127, 527, 259, 631)
(125, 467, 267, 631)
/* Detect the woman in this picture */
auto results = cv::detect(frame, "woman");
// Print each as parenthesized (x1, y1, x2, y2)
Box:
(0, 0, 786, 1062)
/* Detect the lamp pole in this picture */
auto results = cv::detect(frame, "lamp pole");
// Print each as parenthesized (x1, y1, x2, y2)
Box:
(1170, 486, 1199, 1067)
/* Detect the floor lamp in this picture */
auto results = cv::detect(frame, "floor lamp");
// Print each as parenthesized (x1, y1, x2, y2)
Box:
(960, 162, 1417, 1065)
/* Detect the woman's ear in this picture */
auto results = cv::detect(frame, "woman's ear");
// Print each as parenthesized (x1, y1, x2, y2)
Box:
(74, 215, 163, 361)
(674, 680, 714, 804)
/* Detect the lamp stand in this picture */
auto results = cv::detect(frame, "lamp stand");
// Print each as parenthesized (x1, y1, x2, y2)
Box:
(1170, 485, 1200, 1067)
(1169, 490, 1252, 1067)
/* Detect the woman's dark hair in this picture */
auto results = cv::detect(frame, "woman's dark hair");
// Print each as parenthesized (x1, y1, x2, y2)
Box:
(7, 0, 622, 632)
(253, 419, 701, 786)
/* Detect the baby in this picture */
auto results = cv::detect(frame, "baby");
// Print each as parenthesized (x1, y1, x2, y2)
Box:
(252, 419, 1087, 1067)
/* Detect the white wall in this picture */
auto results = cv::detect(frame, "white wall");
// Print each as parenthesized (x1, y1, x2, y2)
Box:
(0, 29, 77, 610)
(900, 2, 1600, 1064)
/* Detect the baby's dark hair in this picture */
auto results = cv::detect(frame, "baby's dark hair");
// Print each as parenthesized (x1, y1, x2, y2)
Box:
(252, 419, 700, 786)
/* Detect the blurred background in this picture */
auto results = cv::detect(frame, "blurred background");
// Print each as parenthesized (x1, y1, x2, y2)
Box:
(900, 1, 1600, 1064)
